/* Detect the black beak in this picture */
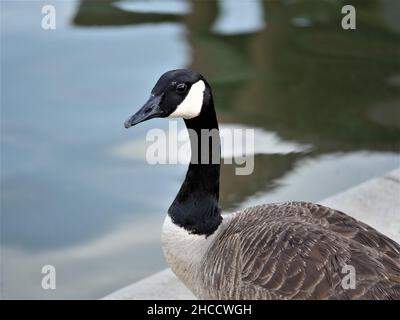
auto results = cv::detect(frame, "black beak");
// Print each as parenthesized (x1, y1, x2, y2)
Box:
(124, 95, 164, 129)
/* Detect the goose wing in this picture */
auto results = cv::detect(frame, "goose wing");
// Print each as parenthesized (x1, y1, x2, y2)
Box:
(294, 202, 400, 262)
(203, 202, 400, 299)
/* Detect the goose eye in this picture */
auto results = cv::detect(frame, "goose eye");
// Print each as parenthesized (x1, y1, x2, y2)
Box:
(176, 83, 187, 94)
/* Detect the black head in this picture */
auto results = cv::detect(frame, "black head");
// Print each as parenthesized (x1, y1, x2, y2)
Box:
(124, 69, 210, 128)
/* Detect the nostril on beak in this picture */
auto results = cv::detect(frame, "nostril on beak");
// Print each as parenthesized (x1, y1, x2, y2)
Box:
(143, 107, 152, 114)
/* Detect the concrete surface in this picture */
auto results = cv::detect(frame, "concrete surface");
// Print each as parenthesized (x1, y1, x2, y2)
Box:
(321, 169, 400, 243)
(103, 168, 400, 300)
(103, 268, 195, 300)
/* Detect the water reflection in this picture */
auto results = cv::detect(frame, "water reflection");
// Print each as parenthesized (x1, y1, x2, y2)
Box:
(1, 0, 399, 299)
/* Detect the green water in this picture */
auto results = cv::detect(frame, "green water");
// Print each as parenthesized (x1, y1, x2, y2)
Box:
(1, 0, 399, 299)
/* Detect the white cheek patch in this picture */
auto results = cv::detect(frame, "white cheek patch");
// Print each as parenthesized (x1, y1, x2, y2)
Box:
(168, 80, 205, 119)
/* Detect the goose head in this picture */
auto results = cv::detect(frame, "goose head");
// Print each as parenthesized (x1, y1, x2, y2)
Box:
(124, 69, 209, 128)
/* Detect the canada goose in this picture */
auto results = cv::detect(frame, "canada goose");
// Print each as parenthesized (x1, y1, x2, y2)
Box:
(124, 69, 400, 299)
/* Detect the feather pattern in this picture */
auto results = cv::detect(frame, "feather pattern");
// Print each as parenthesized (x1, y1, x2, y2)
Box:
(163, 202, 400, 300)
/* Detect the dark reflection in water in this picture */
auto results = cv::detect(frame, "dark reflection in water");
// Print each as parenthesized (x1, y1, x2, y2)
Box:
(1, 0, 399, 298)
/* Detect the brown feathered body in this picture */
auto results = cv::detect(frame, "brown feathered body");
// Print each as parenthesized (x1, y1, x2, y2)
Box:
(162, 201, 400, 300)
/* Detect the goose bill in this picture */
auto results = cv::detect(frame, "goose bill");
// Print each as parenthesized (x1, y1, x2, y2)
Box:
(124, 94, 164, 128)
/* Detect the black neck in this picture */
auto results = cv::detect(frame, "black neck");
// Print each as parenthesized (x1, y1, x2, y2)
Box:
(168, 87, 222, 236)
